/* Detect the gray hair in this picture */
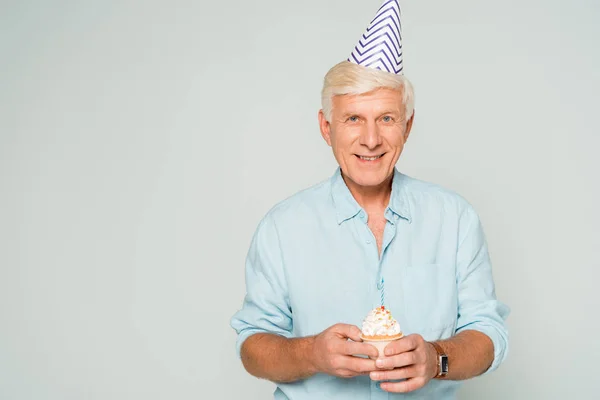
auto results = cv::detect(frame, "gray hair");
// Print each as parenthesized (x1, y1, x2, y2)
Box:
(321, 61, 415, 122)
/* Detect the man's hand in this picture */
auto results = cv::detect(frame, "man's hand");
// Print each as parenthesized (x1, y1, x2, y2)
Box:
(310, 323, 379, 378)
(368, 334, 438, 393)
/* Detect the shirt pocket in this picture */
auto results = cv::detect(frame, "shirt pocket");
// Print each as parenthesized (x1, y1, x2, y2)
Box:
(401, 263, 457, 334)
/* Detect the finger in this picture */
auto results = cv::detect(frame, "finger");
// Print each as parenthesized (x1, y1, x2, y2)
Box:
(370, 366, 418, 381)
(341, 355, 378, 373)
(375, 350, 421, 369)
(336, 368, 364, 379)
(331, 324, 363, 342)
(341, 341, 379, 358)
(380, 377, 426, 393)
(383, 334, 421, 356)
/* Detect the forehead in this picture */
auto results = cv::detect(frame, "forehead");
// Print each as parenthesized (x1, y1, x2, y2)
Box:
(333, 88, 404, 115)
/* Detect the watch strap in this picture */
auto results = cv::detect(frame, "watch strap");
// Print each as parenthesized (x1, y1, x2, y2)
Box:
(429, 341, 448, 378)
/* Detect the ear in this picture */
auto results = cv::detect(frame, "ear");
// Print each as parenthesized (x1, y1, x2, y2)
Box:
(404, 109, 415, 142)
(318, 110, 332, 147)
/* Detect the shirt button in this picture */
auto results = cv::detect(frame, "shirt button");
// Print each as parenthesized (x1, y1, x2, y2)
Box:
(366, 239, 371, 244)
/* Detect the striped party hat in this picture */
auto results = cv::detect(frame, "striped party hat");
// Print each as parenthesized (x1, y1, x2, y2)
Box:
(348, 0, 404, 75)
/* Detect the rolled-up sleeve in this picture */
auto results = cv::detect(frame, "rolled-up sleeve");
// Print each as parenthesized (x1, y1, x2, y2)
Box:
(230, 214, 293, 357)
(455, 205, 510, 374)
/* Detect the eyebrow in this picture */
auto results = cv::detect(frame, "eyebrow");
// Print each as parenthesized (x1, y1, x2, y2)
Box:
(340, 111, 362, 119)
(340, 110, 401, 119)
(377, 109, 401, 116)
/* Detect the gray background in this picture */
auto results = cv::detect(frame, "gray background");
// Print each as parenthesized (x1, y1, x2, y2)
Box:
(1, 0, 598, 399)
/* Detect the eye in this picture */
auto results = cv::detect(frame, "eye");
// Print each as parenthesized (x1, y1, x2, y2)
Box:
(347, 115, 359, 122)
(382, 116, 393, 123)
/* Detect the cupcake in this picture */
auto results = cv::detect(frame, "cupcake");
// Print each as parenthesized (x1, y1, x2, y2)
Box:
(360, 306, 403, 360)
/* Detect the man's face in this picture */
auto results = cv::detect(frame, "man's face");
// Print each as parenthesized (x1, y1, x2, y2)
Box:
(319, 88, 414, 189)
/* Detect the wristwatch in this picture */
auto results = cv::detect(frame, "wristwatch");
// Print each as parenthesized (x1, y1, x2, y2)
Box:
(429, 342, 449, 378)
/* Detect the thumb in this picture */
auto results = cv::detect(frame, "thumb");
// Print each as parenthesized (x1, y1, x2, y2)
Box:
(332, 323, 363, 342)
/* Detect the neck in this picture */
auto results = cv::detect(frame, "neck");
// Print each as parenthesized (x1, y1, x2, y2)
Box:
(341, 170, 393, 212)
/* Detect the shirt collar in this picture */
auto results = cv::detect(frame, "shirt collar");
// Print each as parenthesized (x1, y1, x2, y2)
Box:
(330, 167, 412, 225)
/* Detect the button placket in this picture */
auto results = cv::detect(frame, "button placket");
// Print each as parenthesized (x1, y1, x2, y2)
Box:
(370, 379, 388, 399)
(376, 217, 398, 309)
(359, 210, 376, 246)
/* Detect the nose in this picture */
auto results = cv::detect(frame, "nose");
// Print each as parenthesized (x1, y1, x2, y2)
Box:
(359, 120, 382, 149)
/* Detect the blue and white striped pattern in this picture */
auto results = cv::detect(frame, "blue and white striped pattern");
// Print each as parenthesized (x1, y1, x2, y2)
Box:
(348, 0, 403, 75)
(380, 277, 385, 307)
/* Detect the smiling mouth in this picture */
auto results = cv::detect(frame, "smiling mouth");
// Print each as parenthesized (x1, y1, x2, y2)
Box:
(356, 153, 385, 161)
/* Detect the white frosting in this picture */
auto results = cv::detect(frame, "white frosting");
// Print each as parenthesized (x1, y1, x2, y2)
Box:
(361, 306, 401, 337)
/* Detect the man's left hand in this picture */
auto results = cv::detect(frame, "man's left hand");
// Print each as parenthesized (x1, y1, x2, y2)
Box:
(369, 334, 439, 393)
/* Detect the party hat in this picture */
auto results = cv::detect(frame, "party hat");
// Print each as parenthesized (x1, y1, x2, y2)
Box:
(348, 0, 404, 74)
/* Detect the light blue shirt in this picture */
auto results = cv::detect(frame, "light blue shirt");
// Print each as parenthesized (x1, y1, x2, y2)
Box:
(231, 168, 509, 399)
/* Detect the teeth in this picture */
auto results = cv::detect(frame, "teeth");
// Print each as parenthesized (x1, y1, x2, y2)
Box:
(359, 155, 381, 161)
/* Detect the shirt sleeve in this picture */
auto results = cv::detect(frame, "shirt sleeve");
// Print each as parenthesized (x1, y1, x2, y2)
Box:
(454, 205, 510, 375)
(230, 214, 293, 358)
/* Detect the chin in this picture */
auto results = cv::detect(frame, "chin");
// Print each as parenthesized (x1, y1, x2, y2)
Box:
(344, 167, 393, 188)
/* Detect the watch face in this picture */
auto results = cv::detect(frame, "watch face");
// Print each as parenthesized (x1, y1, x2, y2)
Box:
(441, 356, 449, 374)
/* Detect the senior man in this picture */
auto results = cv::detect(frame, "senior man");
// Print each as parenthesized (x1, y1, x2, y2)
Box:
(231, 1, 509, 399)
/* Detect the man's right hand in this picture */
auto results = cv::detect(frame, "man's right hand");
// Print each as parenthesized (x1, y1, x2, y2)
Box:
(310, 323, 379, 378)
